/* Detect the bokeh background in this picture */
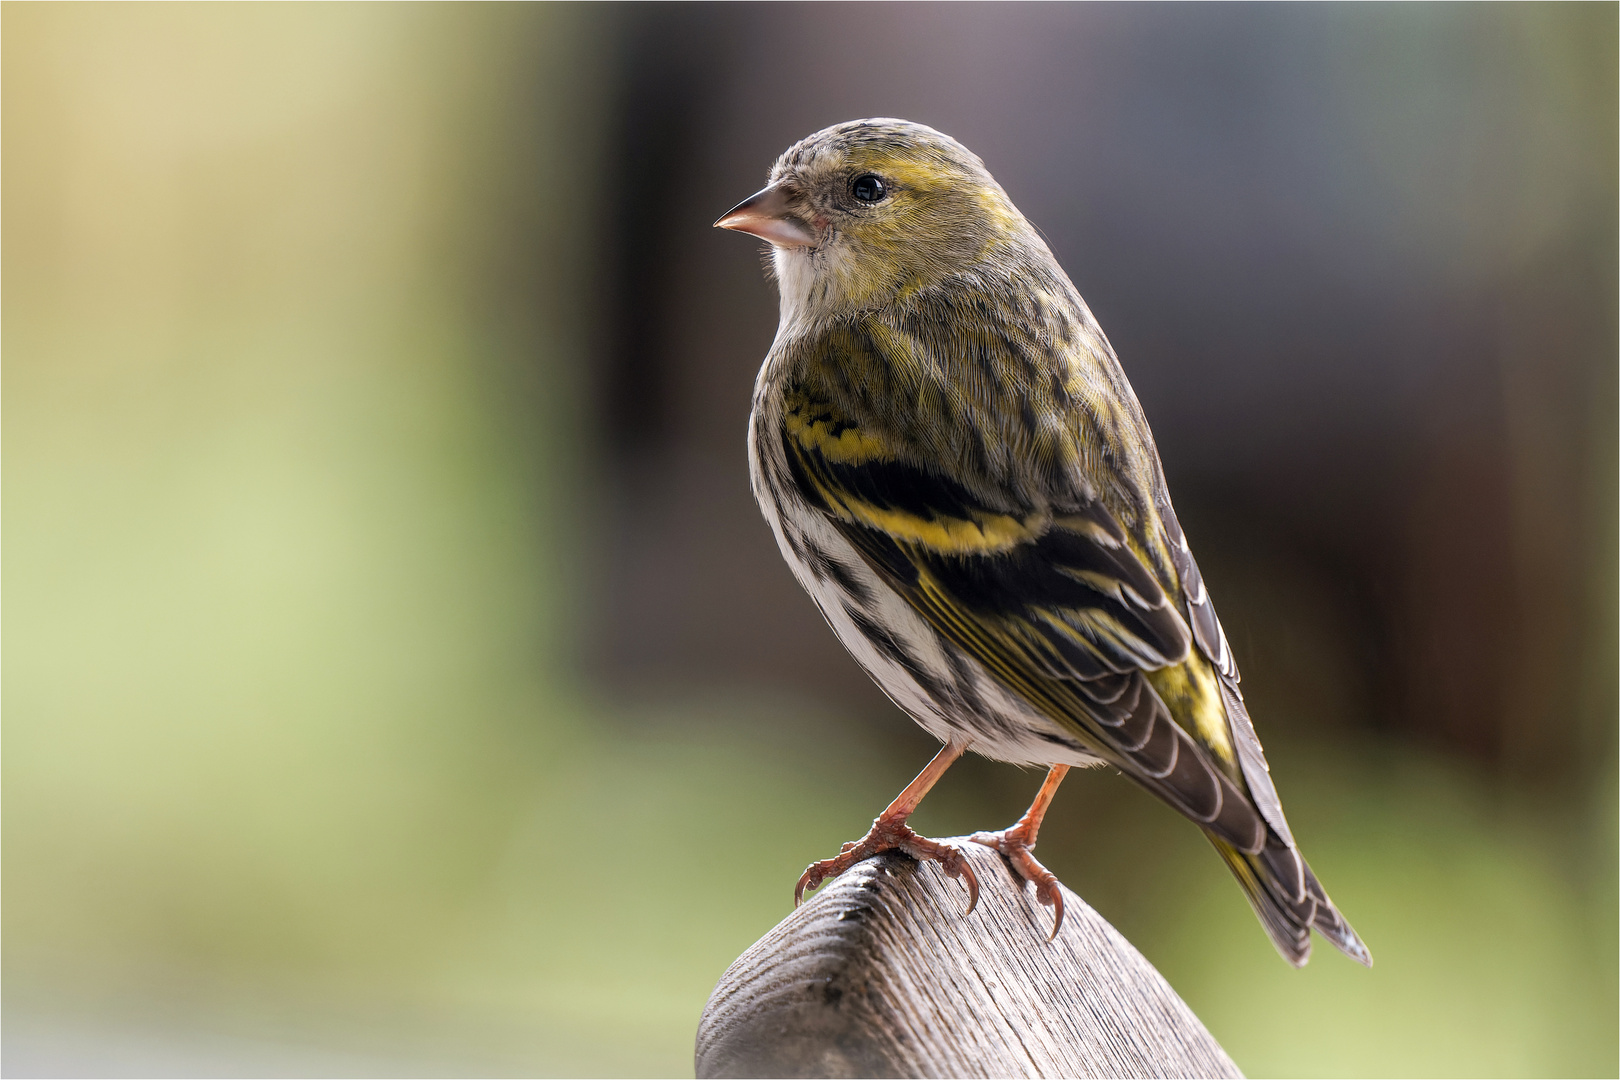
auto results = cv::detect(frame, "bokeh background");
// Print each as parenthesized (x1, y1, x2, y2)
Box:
(4, 4, 1616, 1076)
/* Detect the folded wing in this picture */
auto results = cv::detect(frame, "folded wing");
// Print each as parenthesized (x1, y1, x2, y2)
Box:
(780, 387, 1270, 856)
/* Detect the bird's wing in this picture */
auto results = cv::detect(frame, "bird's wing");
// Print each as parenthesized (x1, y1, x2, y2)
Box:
(1159, 503, 1295, 848)
(779, 378, 1272, 855)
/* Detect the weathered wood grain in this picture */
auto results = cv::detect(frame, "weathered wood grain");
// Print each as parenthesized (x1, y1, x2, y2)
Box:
(695, 838, 1242, 1079)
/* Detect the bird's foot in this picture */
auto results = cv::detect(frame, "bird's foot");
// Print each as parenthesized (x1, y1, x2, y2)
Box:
(971, 822, 1066, 940)
(796, 817, 980, 914)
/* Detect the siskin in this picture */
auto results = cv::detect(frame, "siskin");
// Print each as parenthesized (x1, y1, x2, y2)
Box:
(716, 118, 1369, 967)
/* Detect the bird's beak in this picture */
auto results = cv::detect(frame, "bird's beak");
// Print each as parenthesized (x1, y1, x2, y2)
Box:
(714, 185, 818, 248)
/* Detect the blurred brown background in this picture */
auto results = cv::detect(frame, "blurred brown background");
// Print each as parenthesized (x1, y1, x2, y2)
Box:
(4, 4, 1616, 1077)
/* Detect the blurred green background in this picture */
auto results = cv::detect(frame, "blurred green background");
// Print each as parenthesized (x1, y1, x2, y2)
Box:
(3, 4, 1615, 1077)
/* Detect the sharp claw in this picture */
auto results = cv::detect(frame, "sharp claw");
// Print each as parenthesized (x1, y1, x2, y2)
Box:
(926, 843, 981, 917)
(798, 827, 982, 919)
(973, 826, 1069, 940)
(960, 855, 981, 916)
(1046, 886, 1065, 941)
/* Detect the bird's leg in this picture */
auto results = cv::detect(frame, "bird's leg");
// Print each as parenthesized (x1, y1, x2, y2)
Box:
(971, 764, 1071, 940)
(796, 740, 979, 914)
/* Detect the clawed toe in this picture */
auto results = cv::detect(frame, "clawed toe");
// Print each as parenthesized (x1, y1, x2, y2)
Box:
(916, 837, 980, 915)
(794, 861, 835, 907)
(796, 823, 979, 916)
(971, 827, 1067, 940)
(1036, 879, 1065, 941)
(791, 743, 989, 919)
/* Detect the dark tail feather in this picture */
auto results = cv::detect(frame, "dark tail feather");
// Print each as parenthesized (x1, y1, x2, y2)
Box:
(1209, 831, 1372, 968)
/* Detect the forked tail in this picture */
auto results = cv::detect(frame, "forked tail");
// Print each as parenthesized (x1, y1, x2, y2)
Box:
(1209, 830, 1372, 968)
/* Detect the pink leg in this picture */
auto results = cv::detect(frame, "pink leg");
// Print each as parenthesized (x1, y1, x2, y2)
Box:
(796, 740, 980, 914)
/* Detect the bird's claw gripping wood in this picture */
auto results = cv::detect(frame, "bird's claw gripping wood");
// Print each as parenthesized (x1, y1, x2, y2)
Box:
(971, 825, 1066, 940)
(796, 740, 980, 913)
(971, 763, 1071, 940)
(796, 818, 981, 914)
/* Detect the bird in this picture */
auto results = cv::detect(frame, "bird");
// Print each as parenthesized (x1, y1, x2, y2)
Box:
(715, 117, 1370, 967)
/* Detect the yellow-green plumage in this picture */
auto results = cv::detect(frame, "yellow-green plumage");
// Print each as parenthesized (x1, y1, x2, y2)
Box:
(727, 118, 1369, 967)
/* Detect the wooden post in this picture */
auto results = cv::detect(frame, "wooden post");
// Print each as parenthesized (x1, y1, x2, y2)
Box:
(695, 838, 1242, 1079)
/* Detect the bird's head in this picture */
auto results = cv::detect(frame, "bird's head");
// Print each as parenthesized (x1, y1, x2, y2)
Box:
(716, 119, 1037, 324)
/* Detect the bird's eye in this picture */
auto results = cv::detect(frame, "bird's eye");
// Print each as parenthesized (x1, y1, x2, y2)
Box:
(851, 174, 887, 204)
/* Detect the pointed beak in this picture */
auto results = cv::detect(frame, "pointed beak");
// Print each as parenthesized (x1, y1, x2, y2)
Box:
(714, 184, 818, 248)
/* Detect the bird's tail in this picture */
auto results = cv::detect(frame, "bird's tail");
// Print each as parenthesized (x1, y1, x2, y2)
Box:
(1208, 830, 1372, 968)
